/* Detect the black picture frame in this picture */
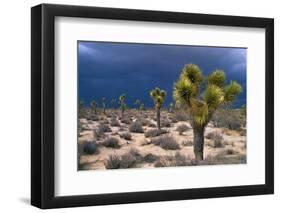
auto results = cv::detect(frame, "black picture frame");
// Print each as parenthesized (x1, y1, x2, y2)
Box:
(31, 3, 274, 209)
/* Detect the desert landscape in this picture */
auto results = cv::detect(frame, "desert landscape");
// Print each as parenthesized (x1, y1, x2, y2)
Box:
(78, 105, 246, 170)
(77, 42, 247, 171)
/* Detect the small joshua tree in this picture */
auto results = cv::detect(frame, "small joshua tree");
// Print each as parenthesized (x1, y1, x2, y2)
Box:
(101, 97, 106, 115)
(119, 93, 127, 118)
(79, 100, 86, 118)
(111, 98, 117, 109)
(169, 102, 174, 113)
(139, 103, 145, 115)
(150, 87, 166, 130)
(173, 64, 242, 160)
(91, 100, 98, 114)
(134, 99, 141, 111)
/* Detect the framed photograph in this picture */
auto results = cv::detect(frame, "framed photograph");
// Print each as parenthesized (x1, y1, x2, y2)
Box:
(31, 3, 274, 209)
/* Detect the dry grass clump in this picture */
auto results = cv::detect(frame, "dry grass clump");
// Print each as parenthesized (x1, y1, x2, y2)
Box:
(201, 153, 246, 165)
(161, 119, 172, 127)
(98, 123, 112, 133)
(212, 110, 241, 130)
(155, 152, 192, 167)
(105, 148, 142, 169)
(176, 124, 190, 135)
(151, 135, 180, 150)
(148, 122, 157, 128)
(110, 117, 121, 127)
(136, 118, 151, 126)
(120, 132, 132, 140)
(78, 141, 99, 155)
(144, 129, 168, 138)
(182, 140, 193, 146)
(129, 121, 144, 133)
(90, 115, 99, 121)
(171, 111, 190, 122)
(143, 153, 159, 163)
(206, 131, 224, 148)
(120, 116, 132, 124)
(101, 137, 120, 148)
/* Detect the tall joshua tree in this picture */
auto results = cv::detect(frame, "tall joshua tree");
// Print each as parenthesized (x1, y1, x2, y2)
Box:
(150, 87, 166, 130)
(119, 93, 126, 118)
(173, 64, 242, 160)
(90, 100, 97, 114)
(101, 97, 106, 115)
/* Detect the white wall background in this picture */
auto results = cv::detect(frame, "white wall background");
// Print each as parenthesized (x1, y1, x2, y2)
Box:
(0, 0, 279, 212)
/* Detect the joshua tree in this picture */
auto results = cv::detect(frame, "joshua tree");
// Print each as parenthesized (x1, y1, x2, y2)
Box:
(150, 87, 166, 130)
(169, 102, 174, 113)
(101, 97, 106, 114)
(90, 100, 98, 114)
(139, 103, 145, 114)
(111, 98, 117, 109)
(119, 93, 127, 118)
(78, 100, 86, 118)
(134, 99, 141, 111)
(173, 64, 242, 160)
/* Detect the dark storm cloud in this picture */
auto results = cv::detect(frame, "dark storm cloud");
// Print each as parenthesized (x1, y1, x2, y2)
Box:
(78, 41, 246, 108)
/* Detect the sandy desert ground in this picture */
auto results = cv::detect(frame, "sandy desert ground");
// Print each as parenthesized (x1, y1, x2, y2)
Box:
(78, 108, 246, 170)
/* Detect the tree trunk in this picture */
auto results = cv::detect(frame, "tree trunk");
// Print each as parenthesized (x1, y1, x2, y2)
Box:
(121, 108, 124, 118)
(156, 108, 161, 130)
(193, 126, 205, 160)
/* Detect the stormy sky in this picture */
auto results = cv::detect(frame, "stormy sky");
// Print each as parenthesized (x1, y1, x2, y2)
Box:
(78, 41, 246, 109)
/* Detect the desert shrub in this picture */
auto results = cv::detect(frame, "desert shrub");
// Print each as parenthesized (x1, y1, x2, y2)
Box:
(171, 111, 190, 122)
(120, 117, 132, 124)
(82, 141, 99, 154)
(120, 132, 132, 140)
(98, 123, 112, 133)
(102, 137, 120, 148)
(105, 154, 121, 169)
(151, 135, 180, 150)
(144, 129, 168, 138)
(148, 122, 157, 128)
(143, 153, 159, 163)
(176, 124, 190, 135)
(206, 131, 224, 147)
(136, 118, 151, 126)
(100, 118, 109, 124)
(105, 148, 142, 169)
(212, 109, 241, 130)
(226, 148, 235, 155)
(110, 118, 121, 127)
(182, 140, 193, 146)
(129, 121, 144, 133)
(201, 153, 246, 165)
(161, 119, 172, 127)
(90, 115, 99, 121)
(155, 152, 191, 167)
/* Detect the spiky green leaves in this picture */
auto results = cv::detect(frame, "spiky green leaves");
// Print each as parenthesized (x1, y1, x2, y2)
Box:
(224, 81, 242, 103)
(181, 64, 203, 84)
(173, 64, 242, 127)
(207, 70, 225, 88)
(204, 85, 224, 110)
(91, 100, 97, 108)
(150, 87, 166, 109)
(119, 93, 126, 102)
(173, 77, 195, 106)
